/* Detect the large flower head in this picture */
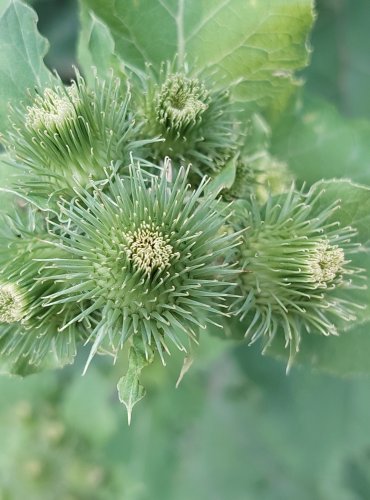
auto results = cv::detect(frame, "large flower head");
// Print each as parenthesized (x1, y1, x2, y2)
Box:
(43, 162, 240, 369)
(231, 186, 365, 367)
(133, 62, 240, 180)
(0, 208, 82, 373)
(4, 70, 146, 202)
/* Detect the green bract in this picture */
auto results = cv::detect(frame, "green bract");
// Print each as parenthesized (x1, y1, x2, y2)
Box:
(232, 187, 366, 368)
(42, 163, 240, 370)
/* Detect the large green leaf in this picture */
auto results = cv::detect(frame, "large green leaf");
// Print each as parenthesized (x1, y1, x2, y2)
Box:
(79, 0, 314, 116)
(78, 5, 121, 84)
(0, 0, 52, 133)
(272, 96, 370, 185)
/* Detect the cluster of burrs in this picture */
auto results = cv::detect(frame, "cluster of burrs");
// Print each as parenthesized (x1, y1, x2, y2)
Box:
(0, 63, 365, 418)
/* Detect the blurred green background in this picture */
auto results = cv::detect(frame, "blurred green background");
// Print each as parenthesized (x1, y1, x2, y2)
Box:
(1, 1, 370, 499)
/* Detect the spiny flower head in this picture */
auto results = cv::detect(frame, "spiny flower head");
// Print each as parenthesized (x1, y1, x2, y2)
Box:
(231, 186, 366, 367)
(133, 62, 240, 179)
(3, 70, 146, 202)
(0, 208, 82, 370)
(42, 162, 240, 369)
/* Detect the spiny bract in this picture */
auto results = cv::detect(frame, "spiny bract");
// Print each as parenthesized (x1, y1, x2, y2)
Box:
(42, 162, 240, 370)
(232, 186, 366, 368)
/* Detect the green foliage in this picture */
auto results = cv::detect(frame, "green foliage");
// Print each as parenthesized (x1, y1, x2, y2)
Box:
(78, 6, 120, 84)
(272, 96, 370, 186)
(3, 347, 370, 499)
(79, 0, 315, 118)
(0, 0, 53, 133)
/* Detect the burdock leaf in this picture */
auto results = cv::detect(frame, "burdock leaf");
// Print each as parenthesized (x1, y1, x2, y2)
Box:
(268, 320, 370, 377)
(117, 342, 154, 425)
(205, 156, 237, 197)
(0, 0, 53, 133)
(79, 0, 314, 116)
(78, 5, 121, 84)
(272, 96, 370, 186)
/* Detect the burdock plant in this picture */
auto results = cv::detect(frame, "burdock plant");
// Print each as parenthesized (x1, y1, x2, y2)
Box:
(0, 0, 369, 422)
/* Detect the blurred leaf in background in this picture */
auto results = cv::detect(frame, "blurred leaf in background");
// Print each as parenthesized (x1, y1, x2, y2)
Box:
(28, 0, 78, 81)
(1, 343, 370, 499)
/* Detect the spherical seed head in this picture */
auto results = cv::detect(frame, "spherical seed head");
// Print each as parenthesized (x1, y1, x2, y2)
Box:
(123, 222, 177, 275)
(232, 187, 363, 363)
(156, 74, 209, 131)
(0, 283, 24, 323)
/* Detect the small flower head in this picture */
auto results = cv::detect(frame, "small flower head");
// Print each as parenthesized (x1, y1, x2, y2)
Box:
(25, 86, 78, 130)
(309, 241, 345, 285)
(133, 62, 240, 179)
(156, 73, 209, 131)
(123, 222, 178, 274)
(4, 70, 146, 202)
(232, 186, 365, 367)
(42, 162, 240, 369)
(0, 208, 81, 371)
(0, 283, 25, 323)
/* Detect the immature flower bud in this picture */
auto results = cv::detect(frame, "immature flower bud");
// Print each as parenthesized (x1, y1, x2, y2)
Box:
(0, 209, 81, 370)
(224, 152, 293, 203)
(43, 162, 240, 370)
(232, 187, 365, 367)
(134, 63, 239, 179)
(4, 71, 145, 202)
